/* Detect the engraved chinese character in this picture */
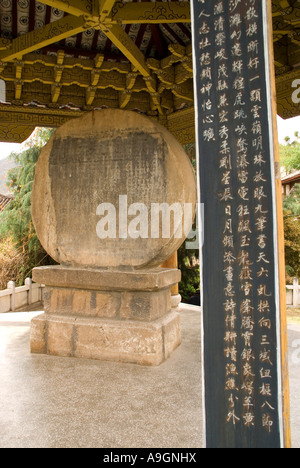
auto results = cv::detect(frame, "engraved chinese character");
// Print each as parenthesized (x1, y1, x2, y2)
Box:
(227, 410, 241, 425)
(248, 40, 259, 54)
(246, 7, 258, 21)
(214, 1, 224, 15)
(243, 362, 255, 378)
(230, 14, 241, 28)
(214, 16, 225, 32)
(225, 331, 238, 345)
(199, 22, 210, 35)
(241, 282, 252, 296)
(199, 37, 211, 50)
(226, 363, 238, 376)
(225, 346, 238, 361)
(229, 0, 242, 13)
(200, 52, 211, 66)
(216, 32, 226, 46)
(254, 152, 266, 166)
(259, 318, 272, 329)
(256, 216, 267, 231)
(233, 76, 245, 90)
(242, 331, 254, 347)
(238, 186, 249, 201)
(250, 89, 261, 102)
(259, 349, 273, 365)
(240, 299, 254, 315)
(246, 22, 258, 37)
(243, 412, 255, 427)
(262, 414, 274, 433)
(260, 383, 272, 397)
(203, 127, 215, 141)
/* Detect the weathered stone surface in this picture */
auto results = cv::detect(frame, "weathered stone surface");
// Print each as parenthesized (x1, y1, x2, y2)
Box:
(32, 265, 181, 291)
(31, 110, 197, 269)
(44, 287, 120, 319)
(30, 311, 181, 366)
(43, 286, 171, 321)
(30, 314, 46, 354)
(35, 266, 178, 322)
(30, 110, 189, 365)
(47, 315, 75, 358)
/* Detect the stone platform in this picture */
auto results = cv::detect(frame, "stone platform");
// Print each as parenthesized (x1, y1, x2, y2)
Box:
(31, 266, 181, 366)
(1, 307, 300, 448)
(0, 305, 203, 448)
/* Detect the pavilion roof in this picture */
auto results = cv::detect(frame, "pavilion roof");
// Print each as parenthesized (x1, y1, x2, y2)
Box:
(0, 1, 299, 143)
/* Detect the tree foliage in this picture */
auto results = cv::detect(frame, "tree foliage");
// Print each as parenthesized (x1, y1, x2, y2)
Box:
(282, 183, 300, 281)
(279, 134, 300, 281)
(179, 143, 200, 302)
(280, 132, 300, 174)
(0, 128, 56, 287)
(283, 183, 300, 215)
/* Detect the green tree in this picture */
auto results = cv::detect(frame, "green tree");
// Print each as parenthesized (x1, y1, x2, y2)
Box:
(284, 216, 300, 279)
(179, 143, 200, 302)
(280, 132, 300, 174)
(283, 183, 300, 280)
(178, 240, 200, 302)
(0, 128, 56, 285)
(283, 183, 300, 216)
(280, 133, 300, 280)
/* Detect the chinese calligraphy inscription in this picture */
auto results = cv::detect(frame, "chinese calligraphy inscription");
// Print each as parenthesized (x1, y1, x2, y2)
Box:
(192, 0, 283, 448)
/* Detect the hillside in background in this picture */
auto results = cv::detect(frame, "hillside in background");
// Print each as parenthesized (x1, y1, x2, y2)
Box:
(0, 156, 16, 195)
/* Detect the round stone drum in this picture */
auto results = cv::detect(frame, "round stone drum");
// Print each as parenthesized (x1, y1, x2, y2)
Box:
(32, 110, 197, 269)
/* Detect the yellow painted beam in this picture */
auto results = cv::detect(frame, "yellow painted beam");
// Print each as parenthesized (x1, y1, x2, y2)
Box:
(86, 86, 97, 105)
(110, 1, 191, 24)
(99, 0, 118, 22)
(0, 38, 11, 50)
(15, 80, 23, 100)
(0, 16, 86, 62)
(100, 24, 151, 77)
(39, 0, 94, 17)
(100, 23, 162, 113)
(51, 83, 62, 103)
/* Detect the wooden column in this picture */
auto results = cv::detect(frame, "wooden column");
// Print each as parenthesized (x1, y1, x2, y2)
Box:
(161, 251, 179, 296)
(267, 0, 291, 446)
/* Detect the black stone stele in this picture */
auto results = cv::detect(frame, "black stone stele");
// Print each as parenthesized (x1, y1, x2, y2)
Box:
(191, 0, 283, 448)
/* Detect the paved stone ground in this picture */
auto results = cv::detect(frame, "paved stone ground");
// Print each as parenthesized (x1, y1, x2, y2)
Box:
(288, 323, 300, 449)
(0, 305, 202, 448)
(0, 304, 299, 448)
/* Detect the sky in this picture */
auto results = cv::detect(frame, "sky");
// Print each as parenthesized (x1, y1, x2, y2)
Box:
(0, 115, 300, 161)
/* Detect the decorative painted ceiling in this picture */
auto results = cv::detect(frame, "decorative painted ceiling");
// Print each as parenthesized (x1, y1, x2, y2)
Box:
(0, 0, 299, 143)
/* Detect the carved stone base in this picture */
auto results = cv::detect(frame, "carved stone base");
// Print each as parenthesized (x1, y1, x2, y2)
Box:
(30, 266, 181, 366)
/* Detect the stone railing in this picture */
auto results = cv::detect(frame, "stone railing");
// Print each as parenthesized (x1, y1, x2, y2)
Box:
(0, 278, 44, 313)
(286, 278, 300, 307)
(0, 277, 298, 313)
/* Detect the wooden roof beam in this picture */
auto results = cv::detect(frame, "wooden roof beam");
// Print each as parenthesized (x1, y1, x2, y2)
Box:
(0, 16, 86, 62)
(110, 1, 191, 24)
(100, 23, 162, 114)
(98, 0, 118, 22)
(39, 0, 94, 17)
(101, 24, 150, 77)
(0, 38, 11, 51)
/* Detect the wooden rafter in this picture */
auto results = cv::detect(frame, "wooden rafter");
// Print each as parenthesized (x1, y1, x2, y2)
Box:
(37, 0, 94, 17)
(37, 1, 191, 24)
(98, 0, 118, 22)
(0, 15, 86, 62)
(100, 23, 163, 113)
(110, 1, 191, 24)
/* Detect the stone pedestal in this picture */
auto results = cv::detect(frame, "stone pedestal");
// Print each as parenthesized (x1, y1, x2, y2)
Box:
(31, 266, 181, 366)
(30, 109, 197, 366)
